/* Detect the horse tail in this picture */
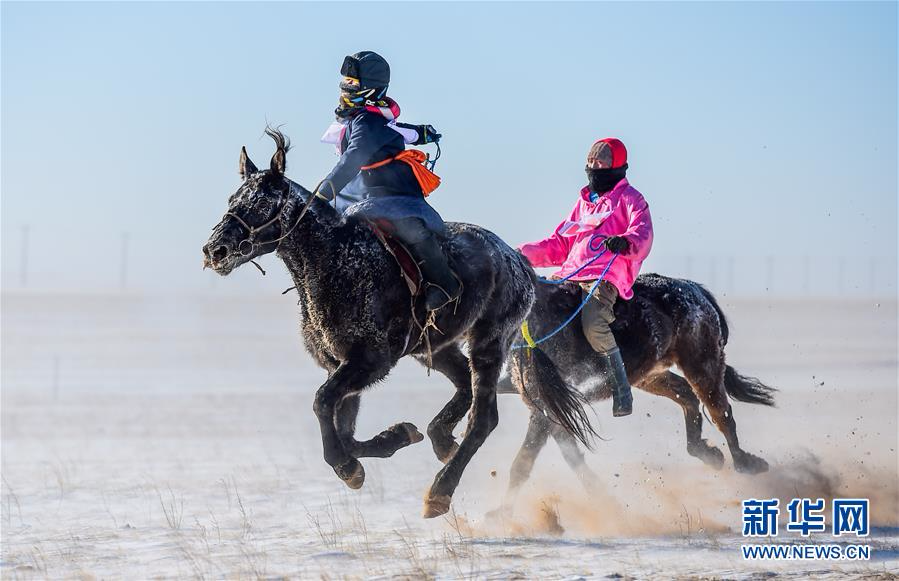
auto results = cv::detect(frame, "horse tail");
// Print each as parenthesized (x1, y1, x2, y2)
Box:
(516, 348, 597, 449)
(724, 365, 777, 407)
(692, 282, 774, 406)
(696, 283, 730, 345)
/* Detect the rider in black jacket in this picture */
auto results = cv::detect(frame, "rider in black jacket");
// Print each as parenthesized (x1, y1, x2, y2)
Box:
(316, 51, 460, 311)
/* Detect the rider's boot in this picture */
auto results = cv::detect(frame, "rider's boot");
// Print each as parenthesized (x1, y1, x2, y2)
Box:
(602, 348, 633, 417)
(581, 281, 632, 417)
(408, 236, 462, 311)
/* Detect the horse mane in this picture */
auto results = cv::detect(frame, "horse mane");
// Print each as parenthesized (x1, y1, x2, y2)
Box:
(264, 125, 291, 156)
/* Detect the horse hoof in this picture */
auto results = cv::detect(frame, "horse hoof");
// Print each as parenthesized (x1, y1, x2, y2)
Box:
(734, 453, 769, 474)
(422, 495, 452, 519)
(336, 459, 366, 489)
(688, 440, 725, 470)
(399, 422, 425, 445)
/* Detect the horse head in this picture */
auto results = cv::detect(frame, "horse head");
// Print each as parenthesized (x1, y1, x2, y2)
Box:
(203, 128, 299, 275)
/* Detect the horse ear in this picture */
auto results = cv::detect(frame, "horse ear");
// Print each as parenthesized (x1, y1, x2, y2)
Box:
(239, 146, 258, 179)
(270, 148, 286, 176)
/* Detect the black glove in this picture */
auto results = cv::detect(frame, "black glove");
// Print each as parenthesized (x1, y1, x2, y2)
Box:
(314, 179, 338, 201)
(414, 124, 441, 145)
(604, 236, 630, 254)
(398, 122, 441, 145)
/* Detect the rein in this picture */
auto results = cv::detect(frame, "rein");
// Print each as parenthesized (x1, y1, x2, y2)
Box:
(512, 250, 620, 351)
(225, 183, 313, 257)
(540, 234, 609, 285)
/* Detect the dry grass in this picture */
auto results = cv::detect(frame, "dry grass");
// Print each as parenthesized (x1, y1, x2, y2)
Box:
(156, 485, 184, 530)
(2, 475, 24, 527)
(304, 498, 344, 550)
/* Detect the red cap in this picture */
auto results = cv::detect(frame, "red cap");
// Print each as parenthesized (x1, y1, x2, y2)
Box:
(586, 138, 628, 169)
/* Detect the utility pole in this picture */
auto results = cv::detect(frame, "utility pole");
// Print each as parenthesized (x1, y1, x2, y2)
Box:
(52, 355, 60, 401)
(119, 232, 129, 290)
(20, 225, 29, 287)
(868, 256, 877, 297)
(802, 255, 810, 296)
(837, 256, 846, 296)
(726, 256, 735, 294)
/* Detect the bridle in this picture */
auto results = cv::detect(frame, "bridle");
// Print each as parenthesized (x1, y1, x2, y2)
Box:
(224, 180, 313, 257)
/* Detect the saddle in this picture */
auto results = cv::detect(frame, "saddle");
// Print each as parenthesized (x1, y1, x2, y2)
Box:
(367, 219, 461, 367)
(367, 220, 423, 296)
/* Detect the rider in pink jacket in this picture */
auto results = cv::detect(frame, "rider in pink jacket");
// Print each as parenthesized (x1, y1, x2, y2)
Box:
(519, 138, 653, 417)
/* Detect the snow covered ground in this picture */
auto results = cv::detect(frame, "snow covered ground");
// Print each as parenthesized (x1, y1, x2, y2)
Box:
(2, 292, 897, 579)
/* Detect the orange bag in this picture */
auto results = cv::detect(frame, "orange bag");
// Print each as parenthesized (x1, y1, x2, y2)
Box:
(361, 149, 441, 196)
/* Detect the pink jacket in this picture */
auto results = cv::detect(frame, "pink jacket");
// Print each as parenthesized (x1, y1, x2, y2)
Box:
(518, 179, 653, 300)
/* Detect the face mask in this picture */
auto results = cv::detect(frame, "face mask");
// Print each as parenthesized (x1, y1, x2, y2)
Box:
(587, 165, 627, 195)
(334, 83, 387, 119)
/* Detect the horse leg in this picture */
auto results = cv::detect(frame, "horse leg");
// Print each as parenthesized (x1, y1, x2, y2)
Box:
(415, 346, 473, 464)
(678, 358, 769, 474)
(637, 371, 725, 469)
(550, 423, 603, 494)
(335, 394, 424, 459)
(422, 332, 504, 518)
(313, 355, 391, 489)
(486, 412, 552, 518)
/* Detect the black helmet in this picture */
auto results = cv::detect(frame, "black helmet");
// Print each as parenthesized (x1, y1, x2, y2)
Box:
(340, 51, 390, 90)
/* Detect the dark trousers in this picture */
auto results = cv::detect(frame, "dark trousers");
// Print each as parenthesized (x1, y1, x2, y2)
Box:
(376, 217, 431, 246)
(375, 217, 457, 294)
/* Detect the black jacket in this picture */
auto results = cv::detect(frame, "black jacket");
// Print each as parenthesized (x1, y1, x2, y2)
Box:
(322, 111, 423, 200)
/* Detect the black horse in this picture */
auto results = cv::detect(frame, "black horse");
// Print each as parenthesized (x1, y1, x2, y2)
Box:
(495, 274, 776, 508)
(202, 129, 594, 518)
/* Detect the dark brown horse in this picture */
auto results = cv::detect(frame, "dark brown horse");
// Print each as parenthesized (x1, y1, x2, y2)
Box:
(495, 273, 775, 508)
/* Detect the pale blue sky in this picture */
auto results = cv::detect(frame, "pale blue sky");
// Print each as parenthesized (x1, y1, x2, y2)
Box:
(2, 1, 896, 295)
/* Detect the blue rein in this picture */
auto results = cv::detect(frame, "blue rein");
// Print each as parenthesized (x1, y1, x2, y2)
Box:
(536, 233, 609, 285)
(512, 237, 620, 350)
